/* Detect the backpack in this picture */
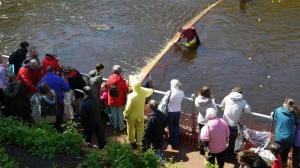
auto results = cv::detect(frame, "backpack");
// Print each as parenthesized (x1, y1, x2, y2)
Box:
(109, 83, 119, 97)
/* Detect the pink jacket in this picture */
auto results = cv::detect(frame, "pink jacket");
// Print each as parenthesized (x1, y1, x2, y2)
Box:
(200, 118, 230, 153)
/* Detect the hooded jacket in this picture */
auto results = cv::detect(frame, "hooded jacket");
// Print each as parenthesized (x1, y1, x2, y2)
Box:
(123, 81, 153, 119)
(220, 92, 251, 126)
(17, 65, 41, 94)
(88, 69, 103, 98)
(273, 106, 296, 147)
(41, 55, 60, 76)
(195, 96, 217, 125)
(107, 74, 128, 107)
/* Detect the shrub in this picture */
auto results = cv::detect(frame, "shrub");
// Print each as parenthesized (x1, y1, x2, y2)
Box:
(79, 140, 162, 168)
(0, 116, 84, 159)
(0, 146, 18, 168)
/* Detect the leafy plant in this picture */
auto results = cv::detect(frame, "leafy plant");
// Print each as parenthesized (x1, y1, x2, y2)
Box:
(0, 146, 18, 168)
(0, 116, 84, 159)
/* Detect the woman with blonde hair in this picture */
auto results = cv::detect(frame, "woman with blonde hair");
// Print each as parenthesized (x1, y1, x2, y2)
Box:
(273, 97, 297, 167)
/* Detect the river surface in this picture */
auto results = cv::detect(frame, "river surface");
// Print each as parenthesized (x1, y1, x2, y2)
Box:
(0, 0, 300, 129)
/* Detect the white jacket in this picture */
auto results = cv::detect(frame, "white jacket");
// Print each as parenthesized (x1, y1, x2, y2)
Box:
(195, 96, 217, 125)
(220, 92, 251, 126)
(161, 88, 184, 112)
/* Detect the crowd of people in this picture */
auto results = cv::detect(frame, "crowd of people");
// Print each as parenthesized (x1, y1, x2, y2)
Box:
(1, 41, 300, 168)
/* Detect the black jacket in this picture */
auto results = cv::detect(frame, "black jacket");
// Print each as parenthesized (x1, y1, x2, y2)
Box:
(80, 95, 102, 126)
(9, 48, 28, 74)
(4, 81, 31, 121)
(142, 111, 167, 150)
(67, 69, 86, 98)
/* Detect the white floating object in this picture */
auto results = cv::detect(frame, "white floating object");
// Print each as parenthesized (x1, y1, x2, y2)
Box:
(258, 18, 262, 22)
(248, 57, 252, 60)
(259, 84, 263, 88)
(267, 75, 271, 79)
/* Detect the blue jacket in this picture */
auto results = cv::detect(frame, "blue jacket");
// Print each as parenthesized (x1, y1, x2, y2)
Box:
(40, 73, 70, 103)
(273, 106, 296, 147)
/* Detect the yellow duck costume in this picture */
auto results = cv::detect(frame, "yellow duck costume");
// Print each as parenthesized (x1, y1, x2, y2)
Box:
(123, 79, 153, 146)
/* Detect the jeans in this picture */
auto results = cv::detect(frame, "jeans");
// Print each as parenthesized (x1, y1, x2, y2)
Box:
(227, 126, 238, 157)
(207, 150, 226, 168)
(293, 146, 300, 168)
(168, 112, 181, 146)
(110, 106, 125, 130)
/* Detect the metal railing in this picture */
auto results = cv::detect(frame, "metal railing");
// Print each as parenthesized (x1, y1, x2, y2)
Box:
(1, 54, 272, 120)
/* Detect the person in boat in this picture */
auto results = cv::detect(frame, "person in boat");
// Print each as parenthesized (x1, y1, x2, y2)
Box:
(41, 50, 61, 76)
(174, 26, 201, 48)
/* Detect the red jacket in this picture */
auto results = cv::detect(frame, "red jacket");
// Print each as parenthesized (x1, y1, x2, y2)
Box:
(272, 154, 282, 168)
(107, 74, 128, 107)
(17, 66, 41, 94)
(41, 55, 60, 76)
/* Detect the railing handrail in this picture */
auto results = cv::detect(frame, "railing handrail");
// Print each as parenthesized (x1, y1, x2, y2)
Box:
(1, 54, 271, 120)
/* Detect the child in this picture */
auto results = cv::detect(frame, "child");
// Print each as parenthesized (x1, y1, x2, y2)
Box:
(270, 143, 282, 168)
(99, 82, 110, 125)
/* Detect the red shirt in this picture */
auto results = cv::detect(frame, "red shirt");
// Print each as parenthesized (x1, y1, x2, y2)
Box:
(17, 66, 41, 94)
(41, 55, 60, 76)
(272, 154, 282, 168)
(107, 74, 128, 107)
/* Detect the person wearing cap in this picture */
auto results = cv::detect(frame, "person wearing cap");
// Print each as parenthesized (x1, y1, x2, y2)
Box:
(41, 50, 60, 76)
(123, 78, 153, 148)
(174, 26, 201, 48)
(17, 59, 41, 96)
(107, 65, 129, 131)
(219, 86, 251, 160)
(80, 86, 106, 149)
(200, 108, 230, 168)
(9, 41, 30, 75)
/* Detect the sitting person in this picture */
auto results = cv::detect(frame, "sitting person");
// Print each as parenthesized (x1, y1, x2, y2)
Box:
(142, 100, 167, 157)
(41, 50, 60, 76)
(237, 150, 268, 168)
(269, 143, 282, 168)
(174, 26, 201, 48)
(200, 108, 229, 168)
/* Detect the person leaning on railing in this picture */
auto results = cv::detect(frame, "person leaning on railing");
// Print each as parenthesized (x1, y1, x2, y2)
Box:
(218, 86, 251, 160)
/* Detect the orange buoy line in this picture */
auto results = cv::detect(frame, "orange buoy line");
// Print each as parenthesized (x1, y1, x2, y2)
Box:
(137, 0, 223, 80)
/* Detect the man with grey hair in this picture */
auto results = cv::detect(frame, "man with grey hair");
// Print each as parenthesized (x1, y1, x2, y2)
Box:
(107, 65, 128, 131)
(17, 59, 41, 95)
(26, 46, 41, 70)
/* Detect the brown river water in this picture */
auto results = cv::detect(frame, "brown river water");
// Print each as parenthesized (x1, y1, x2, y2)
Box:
(0, 0, 300, 130)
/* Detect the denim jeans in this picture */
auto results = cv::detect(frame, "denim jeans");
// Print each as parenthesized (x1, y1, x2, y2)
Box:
(110, 106, 124, 130)
(227, 126, 238, 157)
(168, 112, 181, 146)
